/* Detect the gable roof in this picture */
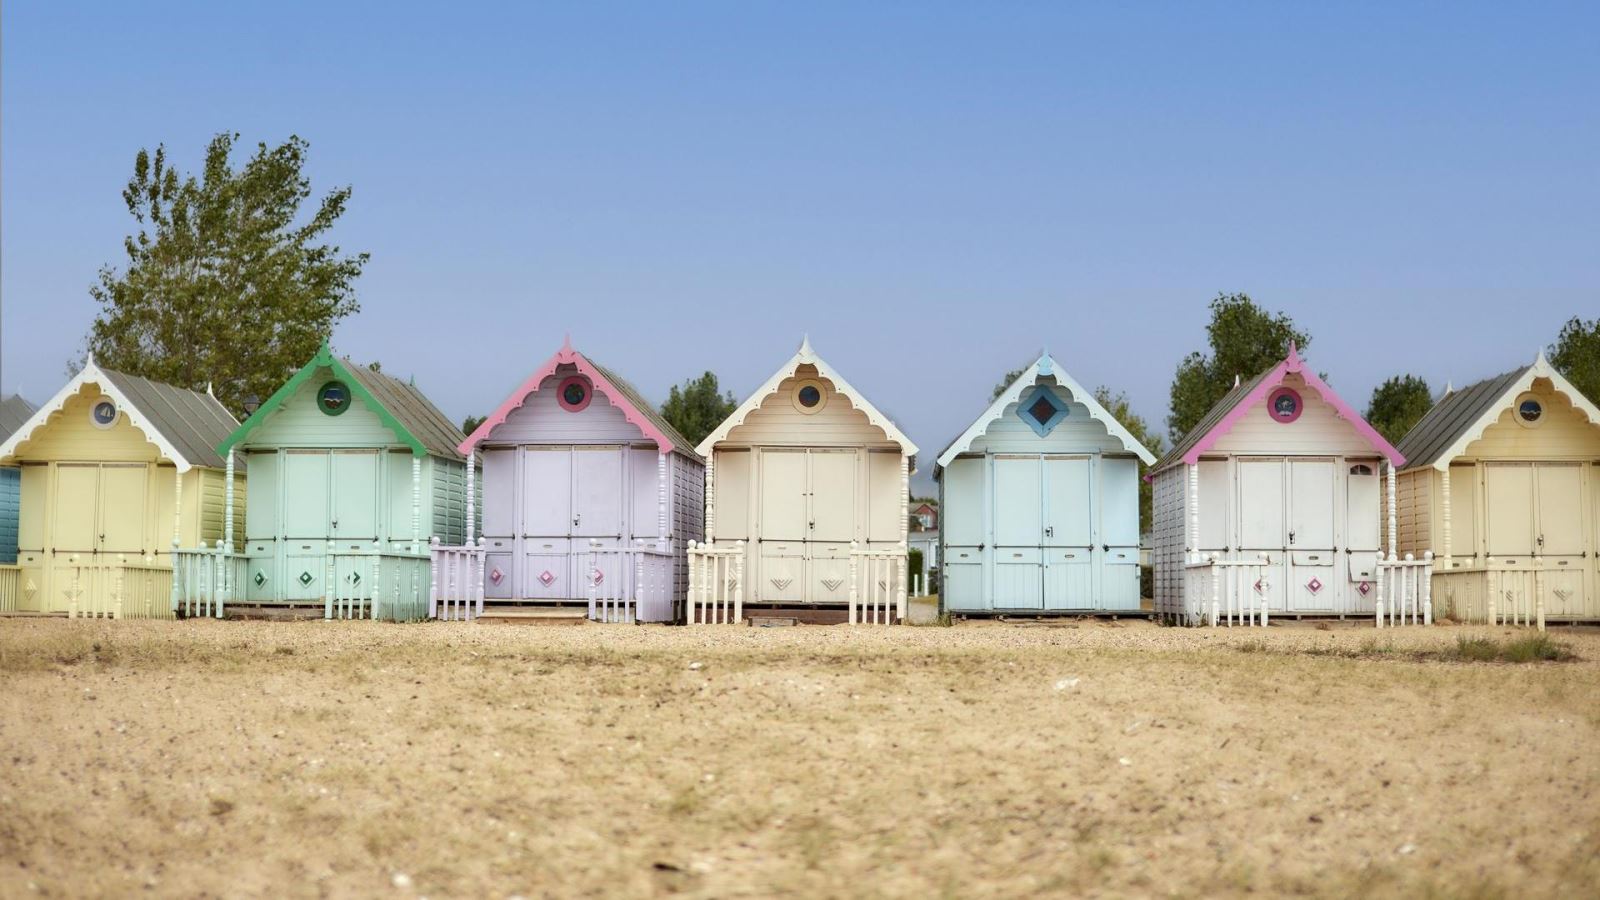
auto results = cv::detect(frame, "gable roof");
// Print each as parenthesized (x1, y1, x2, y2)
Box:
(460, 337, 697, 458)
(0, 395, 38, 443)
(1152, 343, 1404, 473)
(1396, 351, 1600, 471)
(0, 362, 240, 471)
(695, 337, 918, 458)
(219, 341, 466, 460)
(935, 353, 1156, 469)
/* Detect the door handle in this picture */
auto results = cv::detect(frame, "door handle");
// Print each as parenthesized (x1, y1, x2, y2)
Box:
(1288, 530, 1296, 545)
(1043, 526, 1053, 538)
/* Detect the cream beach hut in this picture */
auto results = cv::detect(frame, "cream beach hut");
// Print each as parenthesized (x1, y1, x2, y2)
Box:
(691, 338, 917, 623)
(935, 353, 1156, 614)
(1394, 351, 1600, 626)
(1151, 345, 1407, 625)
(0, 362, 241, 618)
(449, 338, 705, 623)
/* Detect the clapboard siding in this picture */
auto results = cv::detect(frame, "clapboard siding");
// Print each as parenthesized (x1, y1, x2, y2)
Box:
(13, 386, 164, 463)
(0, 467, 20, 564)
(1207, 373, 1379, 458)
(1458, 380, 1600, 461)
(721, 365, 899, 449)
(968, 383, 1126, 456)
(238, 367, 407, 450)
(1151, 466, 1187, 621)
(1396, 468, 1431, 557)
(484, 368, 647, 446)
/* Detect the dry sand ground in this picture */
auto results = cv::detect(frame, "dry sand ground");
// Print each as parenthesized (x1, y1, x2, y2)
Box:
(0, 618, 1597, 899)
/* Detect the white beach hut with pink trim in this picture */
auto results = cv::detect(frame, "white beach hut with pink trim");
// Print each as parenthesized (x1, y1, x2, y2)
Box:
(1151, 344, 1411, 625)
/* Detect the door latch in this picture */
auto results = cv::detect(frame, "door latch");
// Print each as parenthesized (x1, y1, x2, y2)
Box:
(1043, 526, 1053, 538)
(1288, 530, 1296, 545)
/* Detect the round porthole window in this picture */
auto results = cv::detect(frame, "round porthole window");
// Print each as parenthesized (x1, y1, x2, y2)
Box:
(557, 376, 592, 412)
(89, 398, 118, 429)
(317, 381, 351, 416)
(1267, 387, 1303, 423)
(793, 379, 827, 414)
(1515, 393, 1543, 427)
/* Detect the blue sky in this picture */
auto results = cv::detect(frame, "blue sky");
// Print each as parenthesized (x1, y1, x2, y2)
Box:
(3, 2, 1596, 491)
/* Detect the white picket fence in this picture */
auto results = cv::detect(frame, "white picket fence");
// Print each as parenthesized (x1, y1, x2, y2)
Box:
(849, 542, 906, 625)
(686, 540, 744, 624)
(430, 538, 486, 621)
(1187, 553, 1272, 627)
(62, 555, 176, 620)
(1486, 561, 1548, 631)
(585, 539, 674, 623)
(0, 564, 21, 612)
(1375, 552, 1433, 628)
(172, 544, 248, 619)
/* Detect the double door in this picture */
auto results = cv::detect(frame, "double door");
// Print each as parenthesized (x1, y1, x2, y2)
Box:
(482, 446, 627, 601)
(756, 448, 862, 604)
(1237, 457, 1379, 612)
(264, 449, 380, 600)
(1485, 462, 1590, 616)
(42, 463, 150, 610)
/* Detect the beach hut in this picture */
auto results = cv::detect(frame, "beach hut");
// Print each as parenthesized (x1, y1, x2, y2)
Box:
(692, 338, 917, 622)
(0, 362, 241, 618)
(935, 354, 1156, 614)
(452, 338, 704, 623)
(0, 395, 39, 566)
(1150, 344, 1406, 625)
(172, 341, 471, 621)
(1394, 351, 1600, 626)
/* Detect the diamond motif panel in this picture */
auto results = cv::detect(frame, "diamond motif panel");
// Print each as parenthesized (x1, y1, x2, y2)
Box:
(253, 571, 267, 588)
(1357, 581, 1371, 597)
(1306, 577, 1323, 595)
(298, 571, 315, 587)
(489, 568, 505, 585)
(770, 577, 792, 591)
(538, 570, 556, 587)
(820, 577, 843, 592)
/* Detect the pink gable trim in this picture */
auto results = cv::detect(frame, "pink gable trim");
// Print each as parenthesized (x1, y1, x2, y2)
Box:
(1179, 343, 1405, 468)
(458, 336, 677, 455)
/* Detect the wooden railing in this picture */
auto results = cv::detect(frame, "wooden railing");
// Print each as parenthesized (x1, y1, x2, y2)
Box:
(686, 540, 744, 625)
(1433, 560, 1555, 631)
(849, 542, 906, 625)
(1375, 552, 1433, 627)
(585, 540, 674, 624)
(172, 544, 249, 619)
(0, 564, 18, 612)
(430, 538, 486, 621)
(1187, 554, 1271, 627)
(59, 555, 175, 621)
(325, 543, 431, 621)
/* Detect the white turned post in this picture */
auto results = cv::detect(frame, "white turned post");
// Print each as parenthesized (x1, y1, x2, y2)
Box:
(732, 540, 745, 623)
(899, 455, 910, 624)
(411, 456, 422, 554)
(465, 453, 476, 545)
(1534, 561, 1545, 632)
(1209, 559, 1219, 628)
(1187, 464, 1199, 565)
(704, 456, 715, 544)
(325, 540, 336, 619)
(115, 555, 126, 620)
(1422, 551, 1434, 625)
(172, 468, 184, 554)
(428, 536, 440, 619)
(657, 452, 668, 550)
(371, 540, 382, 620)
(1386, 462, 1398, 558)
(1440, 466, 1452, 567)
(1486, 559, 1497, 626)
(224, 451, 235, 553)
(849, 541, 859, 625)
(476, 536, 486, 618)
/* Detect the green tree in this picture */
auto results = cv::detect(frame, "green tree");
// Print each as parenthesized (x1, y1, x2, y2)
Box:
(84, 133, 368, 417)
(661, 372, 739, 447)
(461, 415, 487, 437)
(1093, 386, 1166, 534)
(1167, 293, 1311, 442)
(1550, 316, 1600, 405)
(992, 367, 1028, 401)
(1366, 375, 1433, 445)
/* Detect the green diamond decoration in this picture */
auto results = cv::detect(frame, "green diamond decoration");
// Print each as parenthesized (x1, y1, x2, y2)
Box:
(253, 571, 266, 588)
(298, 571, 314, 586)
(347, 572, 361, 586)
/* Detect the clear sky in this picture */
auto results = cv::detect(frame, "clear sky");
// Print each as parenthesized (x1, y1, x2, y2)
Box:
(3, 2, 1596, 492)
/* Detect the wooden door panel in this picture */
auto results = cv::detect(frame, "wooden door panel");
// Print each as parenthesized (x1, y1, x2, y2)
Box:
(332, 451, 379, 542)
(993, 547, 1042, 608)
(52, 465, 100, 552)
(1345, 462, 1381, 552)
(480, 449, 516, 538)
(245, 452, 279, 541)
(282, 452, 331, 539)
(1288, 459, 1334, 550)
(1485, 464, 1534, 557)
(758, 450, 808, 541)
(1197, 459, 1230, 551)
(98, 465, 147, 554)
(1042, 549, 1092, 609)
(520, 448, 572, 537)
(1098, 457, 1140, 548)
(993, 456, 1041, 547)
(942, 457, 985, 547)
(1238, 459, 1285, 549)
(1044, 457, 1092, 547)
(712, 449, 751, 541)
(866, 450, 902, 543)
(572, 447, 624, 538)
(1535, 464, 1583, 556)
(808, 450, 857, 543)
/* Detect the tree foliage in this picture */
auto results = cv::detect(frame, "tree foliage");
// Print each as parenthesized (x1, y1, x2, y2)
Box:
(1550, 316, 1600, 405)
(1167, 293, 1311, 442)
(1366, 375, 1433, 445)
(991, 367, 1028, 401)
(84, 133, 368, 416)
(661, 372, 739, 447)
(1093, 386, 1166, 534)
(461, 415, 487, 438)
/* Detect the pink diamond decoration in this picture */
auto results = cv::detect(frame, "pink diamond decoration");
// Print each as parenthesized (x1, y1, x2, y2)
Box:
(1357, 581, 1371, 596)
(489, 568, 504, 585)
(592, 569, 604, 585)
(1307, 577, 1323, 595)
(1253, 578, 1265, 594)
(538, 569, 556, 586)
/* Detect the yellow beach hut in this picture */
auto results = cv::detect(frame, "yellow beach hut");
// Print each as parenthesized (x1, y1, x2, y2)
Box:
(0, 361, 242, 618)
(1394, 351, 1600, 627)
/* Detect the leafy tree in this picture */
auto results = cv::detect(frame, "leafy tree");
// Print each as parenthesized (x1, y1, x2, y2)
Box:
(1167, 293, 1311, 442)
(1366, 375, 1433, 445)
(1550, 316, 1600, 405)
(661, 372, 739, 447)
(992, 367, 1028, 401)
(461, 415, 487, 437)
(84, 133, 368, 416)
(1093, 386, 1166, 534)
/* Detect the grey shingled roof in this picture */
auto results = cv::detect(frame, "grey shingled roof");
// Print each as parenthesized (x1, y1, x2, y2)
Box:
(344, 363, 468, 461)
(1394, 365, 1532, 471)
(0, 395, 37, 443)
(100, 368, 241, 469)
(589, 359, 701, 460)
(1151, 367, 1277, 473)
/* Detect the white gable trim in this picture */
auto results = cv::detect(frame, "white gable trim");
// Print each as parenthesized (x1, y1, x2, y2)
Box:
(936, 354, 1156, 469)
(695, 337, 919, 458)
(0, 361, 195, 471)
(1430, 351, 1600, 471)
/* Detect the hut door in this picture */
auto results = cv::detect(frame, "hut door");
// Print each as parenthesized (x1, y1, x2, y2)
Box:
(1287, 459, 1335, 611)
(1042, 456, 1092, 610)
(940, 456, 985, 611)
(756, 450, 807, 603)
(573, 447, 625, 596)
(1099, 457, 1142, 611)
(480, 450, 515, 599)
(992, 455, 1043, 609)
(519, 448, 571, 600)
(98, 465, 148, 555)
(806, 449, 856, 603)
(1237, 459, 1287, 611)
(283, 452, 332, 539)
(1345, 463, 1381, 593)
(1485, 464, 1534, 558)
(331, 451, 379, 545)
(52, 465, 101, 556)
(1534, 464, 1585, 615)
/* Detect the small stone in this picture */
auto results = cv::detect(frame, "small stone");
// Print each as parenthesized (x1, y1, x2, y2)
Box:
(1118, 757, 1132, 767)
(1398, 843, 1416, 855)
(1054, 678, 1080, 691)
(688, 661, 703, 670)
(392, 872, 413, 889)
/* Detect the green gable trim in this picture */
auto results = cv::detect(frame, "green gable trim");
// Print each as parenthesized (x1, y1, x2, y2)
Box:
(217, 341, 429, 457)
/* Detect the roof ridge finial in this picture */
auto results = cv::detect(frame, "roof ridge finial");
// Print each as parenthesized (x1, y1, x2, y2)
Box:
(1535, 346, 1548, 367)
(798, 333, 813, 356)
(1233, 374, 1241, 388)
(562, 333, 573, 353)
(1443, 380, 1453, 396)
(206, 381, 215, 397)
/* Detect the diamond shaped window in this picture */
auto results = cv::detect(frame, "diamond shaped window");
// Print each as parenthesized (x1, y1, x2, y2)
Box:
(1015, 386, 1069, 437)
